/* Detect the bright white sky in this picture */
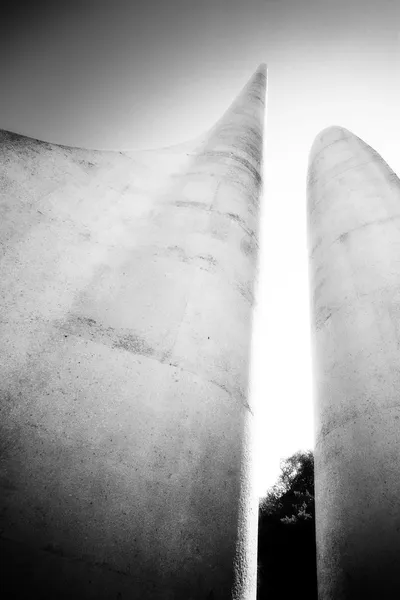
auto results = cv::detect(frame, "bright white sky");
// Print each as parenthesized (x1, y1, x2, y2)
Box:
(1, 0, 400, 498)
(252, 0, 400, 496)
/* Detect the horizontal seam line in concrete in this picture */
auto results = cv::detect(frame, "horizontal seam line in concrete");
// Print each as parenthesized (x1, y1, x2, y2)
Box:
(307, 179, 392, 219)
(168, 361, 254, 416)
(308, 157, 383, 212)
(172, 204, 259, 246)
(52, 329, 254, 416)
(198, 151, 262, 182)
(11, 197, 259, 272)
(309, 214, 400, 258)
(309, 134, 354, 163)
(312, 282, 400, 331)
(315, 402, 400, 445)
(153, 248, 256, 305)
(0, 534, 133, 578)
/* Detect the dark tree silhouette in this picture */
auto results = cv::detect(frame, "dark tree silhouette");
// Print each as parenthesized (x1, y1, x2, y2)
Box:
(257, 450, 318, 599)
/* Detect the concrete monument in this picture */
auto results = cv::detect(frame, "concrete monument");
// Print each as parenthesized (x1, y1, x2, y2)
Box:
(0, 64, 266, 598)
(308, 125, 400, 598)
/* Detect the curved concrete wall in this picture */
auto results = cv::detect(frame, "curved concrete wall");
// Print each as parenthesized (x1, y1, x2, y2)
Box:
(0, 65, 266, 599)
(307, 126, 400, 598)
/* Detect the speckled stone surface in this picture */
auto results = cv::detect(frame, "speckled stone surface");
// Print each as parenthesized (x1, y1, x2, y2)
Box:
(0, 64, 266, 599)
(308, 126, 400, 599)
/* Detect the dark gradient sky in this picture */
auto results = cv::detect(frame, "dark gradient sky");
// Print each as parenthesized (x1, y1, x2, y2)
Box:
(0, 0, 267, 149)
(2, 0, 400, 495)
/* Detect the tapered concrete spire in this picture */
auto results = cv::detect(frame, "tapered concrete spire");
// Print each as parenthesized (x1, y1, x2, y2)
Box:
(308, 125, 400, 598)
(0, 65, 266, 599)
(208, 62, 266, 159)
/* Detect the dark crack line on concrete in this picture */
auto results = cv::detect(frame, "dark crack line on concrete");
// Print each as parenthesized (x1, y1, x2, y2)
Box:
(172, 200, 259, 245)
(162, 360, 253, 415)
(313, 282, 400, 332)
(197, 151, 262, 185)
(310, 214, 400, 259)
(315, 401, 400, 446)
(309, 133, 354, 163)
(0, 534, 132, 579)
(308, 157, 386, 214)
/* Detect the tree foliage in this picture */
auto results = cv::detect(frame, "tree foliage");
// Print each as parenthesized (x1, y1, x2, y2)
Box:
(257, 450, 317, 599)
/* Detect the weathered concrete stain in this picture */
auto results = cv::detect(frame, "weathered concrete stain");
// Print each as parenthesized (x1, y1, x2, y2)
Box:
(55, 314, 155, 358)
(308, 125, 400, 599)
(0, 64, 266, 599)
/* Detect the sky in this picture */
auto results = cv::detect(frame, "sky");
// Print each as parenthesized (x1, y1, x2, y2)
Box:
(1, 0, 400, 498)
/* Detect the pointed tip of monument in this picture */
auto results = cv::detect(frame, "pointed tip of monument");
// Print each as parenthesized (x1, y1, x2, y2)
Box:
(309, 125, 357, 164)
(312, 125, 354, 148)
(252, 63, 267, 86)
(256, 63, 267, 77)
(308, 125, 398, 191)
(207, 61, 266, 140)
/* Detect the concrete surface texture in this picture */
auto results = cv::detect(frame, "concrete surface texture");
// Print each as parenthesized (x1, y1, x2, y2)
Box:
(0, 64, 266, 599)
(307, 125, 400, 599)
